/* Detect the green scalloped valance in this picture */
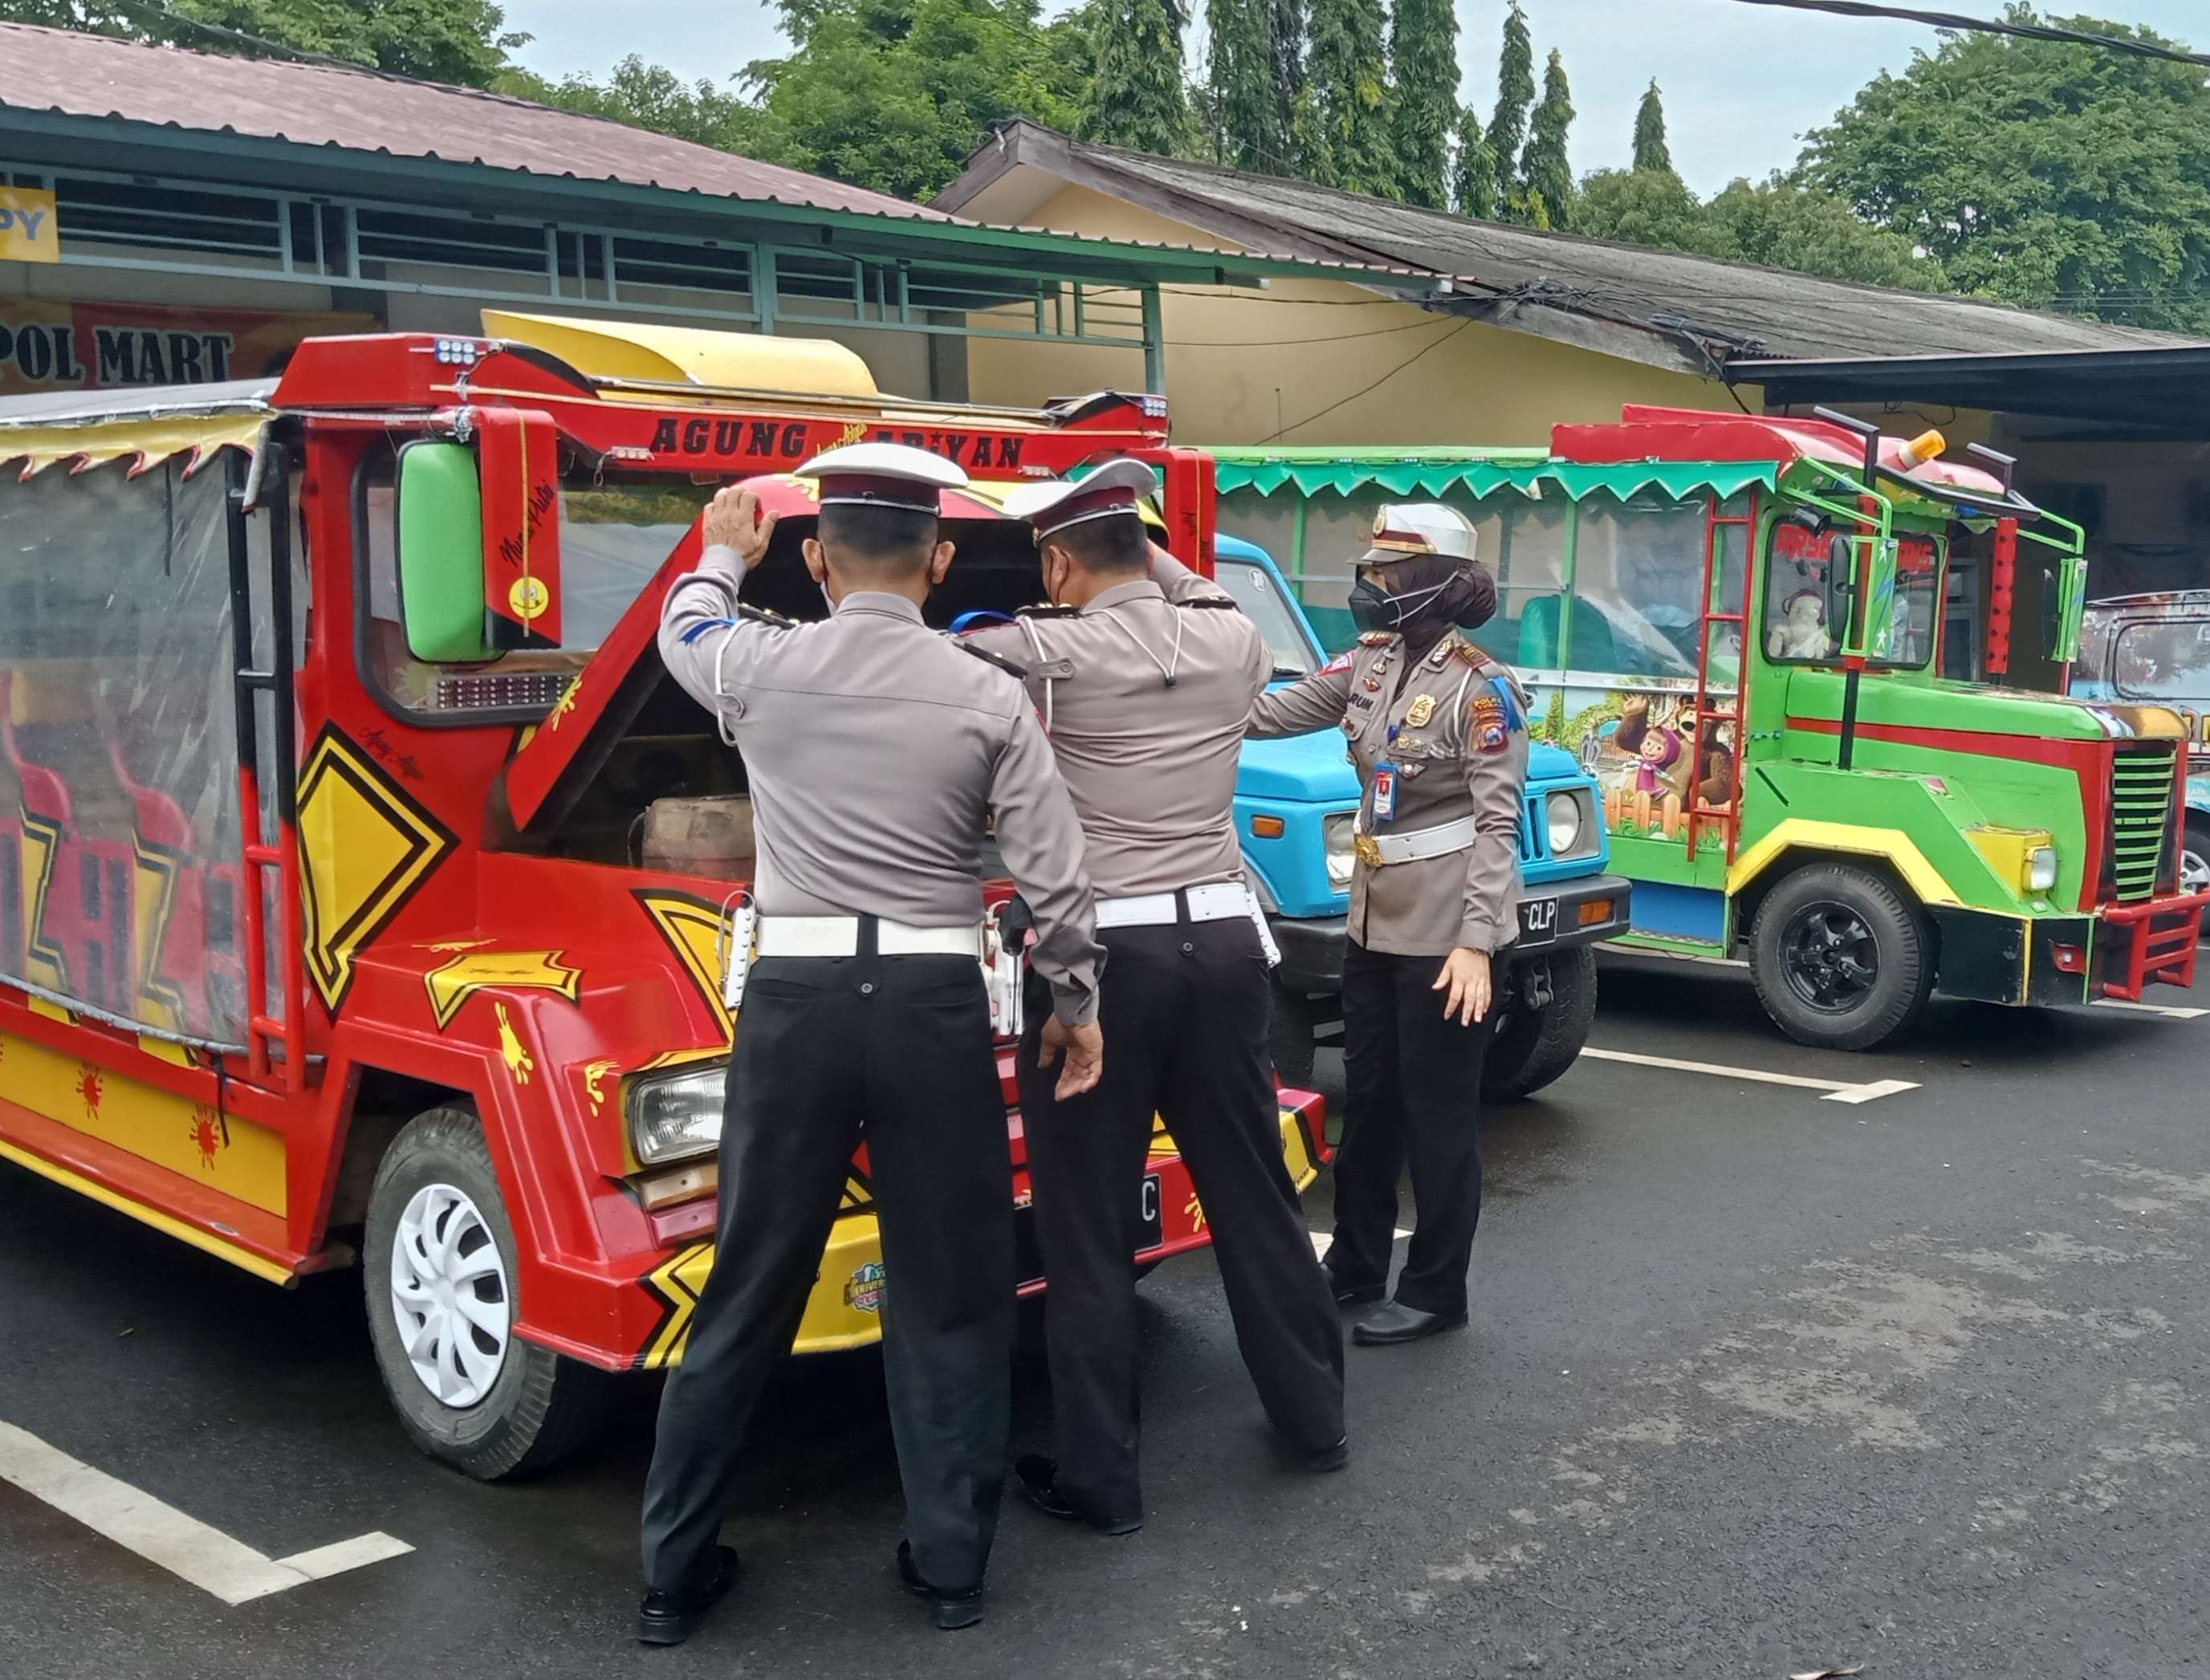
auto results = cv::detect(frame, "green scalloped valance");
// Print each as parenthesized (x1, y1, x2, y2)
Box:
(1209, 450, 1779, 506)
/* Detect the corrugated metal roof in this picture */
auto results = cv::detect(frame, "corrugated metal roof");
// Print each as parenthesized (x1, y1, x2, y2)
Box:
(941, 121, 2208, 365)
(0, 20, 944, 222)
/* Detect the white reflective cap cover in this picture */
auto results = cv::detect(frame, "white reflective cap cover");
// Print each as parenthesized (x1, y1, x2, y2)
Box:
(1364, 502, 1478, 565)
(1002, 458, 1156, 535)
(796, 441, 971, 511)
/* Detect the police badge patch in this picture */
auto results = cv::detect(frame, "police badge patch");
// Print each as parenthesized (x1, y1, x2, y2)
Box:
(1471, 690, 1509, 754)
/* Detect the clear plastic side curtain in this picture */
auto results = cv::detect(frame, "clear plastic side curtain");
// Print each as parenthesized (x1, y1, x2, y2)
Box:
(0, 454, 255, 1047)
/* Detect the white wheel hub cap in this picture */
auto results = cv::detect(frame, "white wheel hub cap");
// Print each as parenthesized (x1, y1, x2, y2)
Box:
(389, 1182, 511, 1408)
(2183, 845, 2210, 895)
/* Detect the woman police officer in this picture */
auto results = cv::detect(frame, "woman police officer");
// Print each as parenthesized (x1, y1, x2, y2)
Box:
(1246, 504, 1528, 1345)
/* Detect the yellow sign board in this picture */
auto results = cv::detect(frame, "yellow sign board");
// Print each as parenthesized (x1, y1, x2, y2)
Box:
(0, 186, 59, 264)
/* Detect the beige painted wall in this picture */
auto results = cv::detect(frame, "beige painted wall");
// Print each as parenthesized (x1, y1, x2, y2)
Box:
(966, 183, 1742, 447)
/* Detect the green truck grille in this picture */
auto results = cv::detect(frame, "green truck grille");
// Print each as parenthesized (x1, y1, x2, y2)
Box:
(2109, 745, 2177, 904)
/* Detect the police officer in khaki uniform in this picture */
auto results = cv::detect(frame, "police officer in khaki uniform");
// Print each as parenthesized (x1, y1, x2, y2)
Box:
(958, 462, 1345, 1535)
(639, 444, 1105, 1639)
(1247, 504, 1525, 1347)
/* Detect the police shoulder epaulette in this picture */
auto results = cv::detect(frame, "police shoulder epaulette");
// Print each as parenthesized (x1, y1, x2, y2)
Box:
(1017, 603, 1085, 619)
(958, 640, 1029, 681)
(736, 602, 795, 628)
(1357, 630, 1395, 647)
(1178, 596, 1238, 609)
(1451, 637, 1490, 666)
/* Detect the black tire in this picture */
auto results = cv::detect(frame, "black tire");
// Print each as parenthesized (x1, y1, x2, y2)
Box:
(1268, 979, 1321, 1088)
(1750, 863, 1932, 1051)
(362, 1104, 613, 1480)
(1482, 946, 1597, 1102)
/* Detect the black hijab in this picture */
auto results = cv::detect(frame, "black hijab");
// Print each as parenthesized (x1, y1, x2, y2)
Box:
(1382, 552, 1499, 660)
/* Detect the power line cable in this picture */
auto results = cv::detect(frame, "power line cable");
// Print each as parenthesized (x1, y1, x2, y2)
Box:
(1258, 318, 1473, 442)
(1717, 0, 2210, 69)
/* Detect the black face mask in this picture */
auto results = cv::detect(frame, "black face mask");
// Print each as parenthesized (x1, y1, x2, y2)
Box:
(1348, 576, 1451, 634)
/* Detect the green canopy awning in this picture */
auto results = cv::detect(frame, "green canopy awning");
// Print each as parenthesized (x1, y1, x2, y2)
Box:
(1208, 449, 1780, 505)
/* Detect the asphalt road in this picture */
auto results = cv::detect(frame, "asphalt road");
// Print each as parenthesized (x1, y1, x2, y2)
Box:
(4, 957, 2208, 1679)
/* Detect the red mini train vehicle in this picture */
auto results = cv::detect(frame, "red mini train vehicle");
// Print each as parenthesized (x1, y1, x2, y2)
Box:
(0, 315, 1326, 1478)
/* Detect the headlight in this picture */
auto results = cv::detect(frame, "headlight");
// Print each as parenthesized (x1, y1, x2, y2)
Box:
(1545, 789, 1597, 859)
(626, 1064, 725, 1165)
(1322, 812, 1356, 889)
(2026, 845, 2058, 894)
(1545, 791, 1584, 857)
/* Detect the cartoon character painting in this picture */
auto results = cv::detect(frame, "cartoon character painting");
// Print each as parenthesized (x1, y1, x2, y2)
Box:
(1581, 692, 1740, 841)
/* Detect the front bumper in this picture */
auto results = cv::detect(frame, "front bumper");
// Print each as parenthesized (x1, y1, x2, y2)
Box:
(1269, 873, 1634, 995)
(1928, 890, 2208, 1007)
(1511, 873, 1634, 958)
(589, 1091, 1331, 1373)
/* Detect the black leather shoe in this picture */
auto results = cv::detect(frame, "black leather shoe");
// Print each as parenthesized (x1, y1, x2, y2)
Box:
(1328, 1275, 1386, 1306)
(896, 1540, 986, 1630)
(1351, 1302, 1469, 1346)
(1013, 1454, 1144, 1536)
(637, 1544, 739, 1645)
(1303, 1437, 1350, 1473)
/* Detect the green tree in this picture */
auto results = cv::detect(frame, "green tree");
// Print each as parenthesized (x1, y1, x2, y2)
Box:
(1300, 0, 1395, 194)
(1264, 0, 1307, 161)
(1, 0, 526, 83)
(735, 0, 1086, 201)
(1387, 0, 1457, 208)
(1574, 167, 1725, 254)
(1576, 168, 1949, 291)
(1707, 177, 1948, 291)
(1080, 0, 1194, 154)
(1206, 0, 1289, 171)
(1798, 6, 2210, 329)
(502, 57, 779, 153)
(1451, 104, 1497, 219)
(1482, 2, 1534, 219)
(1519, 47, 1573, 230)
(1632, 78, 1671, 173)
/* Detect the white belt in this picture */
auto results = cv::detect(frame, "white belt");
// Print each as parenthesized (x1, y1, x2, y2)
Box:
(753, 915, 982, 958)
(1094, 881, 1252, 929)
(1355, 816, 1476, 868)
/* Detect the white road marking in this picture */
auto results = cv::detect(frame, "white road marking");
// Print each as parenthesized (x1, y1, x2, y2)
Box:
(2090, 999, 2208, 1020)
(0, 1421, 411, 1605)
(1580, 1047, 1918, 1104)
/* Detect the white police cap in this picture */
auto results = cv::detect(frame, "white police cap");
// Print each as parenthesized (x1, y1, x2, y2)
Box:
(796, 441, 971, 514)
(1361, 502, 1478, 567)
(1002, 458, 1155, 538)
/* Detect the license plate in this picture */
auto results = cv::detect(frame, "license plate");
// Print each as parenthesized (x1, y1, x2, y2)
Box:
(1138, 1173, 1163, 1249)
(1517, 894, 1560, 945)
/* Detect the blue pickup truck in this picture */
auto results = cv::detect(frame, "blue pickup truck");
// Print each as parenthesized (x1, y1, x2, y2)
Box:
(1215, 535, 1633, 1095)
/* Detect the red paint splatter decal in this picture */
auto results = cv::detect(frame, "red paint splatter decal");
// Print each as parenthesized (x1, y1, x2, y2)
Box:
(188, 1106, 230, 1169)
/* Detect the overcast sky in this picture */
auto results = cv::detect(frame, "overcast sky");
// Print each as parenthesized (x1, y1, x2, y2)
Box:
(504, 1, 2204, 197)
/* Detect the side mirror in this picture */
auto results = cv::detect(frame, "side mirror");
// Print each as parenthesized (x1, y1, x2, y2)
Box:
(393, 410, 563, 663)
(397, 441, 491, 661)
(2049, 552, 2086, 665)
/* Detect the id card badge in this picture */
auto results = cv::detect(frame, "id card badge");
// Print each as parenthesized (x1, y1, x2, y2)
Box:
(1371, 760, 1397, 823)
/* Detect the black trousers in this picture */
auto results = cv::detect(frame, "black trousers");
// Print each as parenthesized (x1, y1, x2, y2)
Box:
(1326, 939, 1496, 1318)
(1014, 916, 1345, 1522)
(641, 950, 1013, 1596)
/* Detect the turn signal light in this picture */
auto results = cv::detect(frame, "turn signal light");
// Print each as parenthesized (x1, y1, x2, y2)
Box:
(2049, 943, 2087, 974)
(1577, 898, 1614, 926)
(1250, 815, 1286, 837)
(638, 1160, 718, 1210)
